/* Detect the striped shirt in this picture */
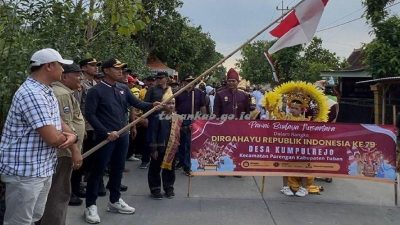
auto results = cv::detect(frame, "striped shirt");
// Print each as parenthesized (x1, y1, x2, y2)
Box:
(0, 77, 61, 177)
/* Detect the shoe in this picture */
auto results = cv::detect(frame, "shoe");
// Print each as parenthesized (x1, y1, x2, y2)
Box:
(150, 192, 163, 200)
(69, 193, 83, 206)
(139, 162, 148, 169)
(107, 198, 135, 214)
(84, 205, 101, 224)
(106, 183, 128, 192)
(98, 183, 106, 197)
(175, 163, 183, 170)
(120, 184, 128, 192)
(233, 176, 242, 178)
(183, 169, 193, 177)
(127, 156, 140, 161)
(280, 186, 294, 196)
(74, 187, 86, 198)
(165, 191, 175, 199)
(295, 186, 308, 197)
(218, 175, 226, 178)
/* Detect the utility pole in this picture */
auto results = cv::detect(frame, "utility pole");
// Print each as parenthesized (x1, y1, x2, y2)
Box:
(276, 0, 289, 17)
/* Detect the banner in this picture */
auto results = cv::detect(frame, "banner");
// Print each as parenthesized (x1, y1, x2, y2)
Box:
(190, 120, 397, 182)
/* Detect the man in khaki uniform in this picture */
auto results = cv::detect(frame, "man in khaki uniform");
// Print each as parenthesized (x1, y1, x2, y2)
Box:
(40, 63, 85, 225)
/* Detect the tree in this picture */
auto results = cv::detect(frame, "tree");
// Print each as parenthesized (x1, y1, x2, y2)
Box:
(135, 0, 225, 81)
(0, 0, 149, 129)
(236, 40, 273, 84)
(363, 0, 395, 28)
(237, 37, 343, 84)
(363, 0, 400, 78)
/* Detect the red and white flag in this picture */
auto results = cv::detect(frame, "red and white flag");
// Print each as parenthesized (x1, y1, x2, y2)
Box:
(263, 51, 279, 82)
(268, 0, 329, 54)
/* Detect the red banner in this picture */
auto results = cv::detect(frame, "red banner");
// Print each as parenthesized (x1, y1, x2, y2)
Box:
(190, 120, 397, 182)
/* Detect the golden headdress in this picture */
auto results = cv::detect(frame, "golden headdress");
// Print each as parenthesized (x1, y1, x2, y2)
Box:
(262, 81, 329, 122)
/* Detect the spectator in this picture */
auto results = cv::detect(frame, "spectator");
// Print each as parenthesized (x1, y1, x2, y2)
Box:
(40, 63, 85, 224)
(0, 48, 77, 225)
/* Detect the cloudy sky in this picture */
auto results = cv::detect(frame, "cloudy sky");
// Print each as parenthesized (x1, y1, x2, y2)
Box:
(179, 0, 400, 69)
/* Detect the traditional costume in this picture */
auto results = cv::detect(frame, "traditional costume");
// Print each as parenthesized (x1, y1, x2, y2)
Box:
(147, 89, 182, 199)
(263, 81, 329, 195)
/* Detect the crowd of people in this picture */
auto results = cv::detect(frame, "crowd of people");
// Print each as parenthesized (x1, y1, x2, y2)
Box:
(0, 48, 340, 225)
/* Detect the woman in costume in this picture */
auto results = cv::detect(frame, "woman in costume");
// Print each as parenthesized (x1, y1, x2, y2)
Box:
(263, 81, 329, 197)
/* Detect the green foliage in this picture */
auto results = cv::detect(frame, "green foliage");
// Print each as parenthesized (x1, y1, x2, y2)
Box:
(363, 0, 400, 78)
(237, 38, 344, 84)
(237, 40, 273, 84)
(363, 18, 400, 78)
(0, 0, 225, 129)
(363, 0, 395, 28)
(0, 0, 148, 128)
(137, 0, 225, 81)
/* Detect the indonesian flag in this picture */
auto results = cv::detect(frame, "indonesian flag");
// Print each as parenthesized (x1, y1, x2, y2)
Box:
(268, 0, 329, 54)
(263, 51, 279, 82)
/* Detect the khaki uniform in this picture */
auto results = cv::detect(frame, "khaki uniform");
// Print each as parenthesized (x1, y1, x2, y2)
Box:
(52, 82, 85, 157)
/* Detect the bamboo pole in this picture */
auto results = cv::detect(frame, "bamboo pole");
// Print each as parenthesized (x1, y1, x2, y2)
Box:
(82, 0, 306, 159)
(260, 176, 266, 194)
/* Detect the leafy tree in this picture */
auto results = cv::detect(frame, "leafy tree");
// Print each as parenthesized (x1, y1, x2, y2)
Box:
(237, 38, 343, 84)
(363, 0, 400, 78)
(236, 40, 273, 84)
(363, 0, 395, 28)
(0, 0, 148, 129)
(136, 0, 225, 81)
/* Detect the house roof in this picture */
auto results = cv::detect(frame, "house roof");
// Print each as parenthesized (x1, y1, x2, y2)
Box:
(346, 48, 365, 70)
(146, 56, 172, 70)
(321, 68, 371, 78)
(320, 48, 369, 78)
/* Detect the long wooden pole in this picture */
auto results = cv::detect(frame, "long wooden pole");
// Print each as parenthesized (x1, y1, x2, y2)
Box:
(82, 0, 305, 159)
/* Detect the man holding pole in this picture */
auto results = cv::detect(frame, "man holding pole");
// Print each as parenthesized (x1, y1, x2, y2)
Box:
(83, 58, 160, 224)
(142, 71, 171, 169)
(175, 75, 207, 176)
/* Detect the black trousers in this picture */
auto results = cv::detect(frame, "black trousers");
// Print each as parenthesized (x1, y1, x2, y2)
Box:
(71, 130, 98, 195)
(147, 152, 175, 194)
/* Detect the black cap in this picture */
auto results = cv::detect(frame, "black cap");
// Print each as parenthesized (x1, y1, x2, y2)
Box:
(95, 72, 104, 79)
(123, 68, 132, 73)
(145, 76, 155, 81)
(101, 58, 127, 69)
(63, 63, 82, 73)
(79, 58, 100, 67)
(155, 71, 168, 78)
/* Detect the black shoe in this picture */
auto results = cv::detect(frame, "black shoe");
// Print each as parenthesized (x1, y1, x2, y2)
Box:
(98, 184, 106, 197)
(106, 183, 128, 192)
(68, 193, 83, 206)
(184, 170, 193, 177)
(150, 192, 163, 200)
(73, 186, 86, 198)
(165, 191, 175, 199)
(120, 184, 128, 192)
(139, 162, 148, 169)
(233, 176, 242, 178)
(175, 163, 183, 170)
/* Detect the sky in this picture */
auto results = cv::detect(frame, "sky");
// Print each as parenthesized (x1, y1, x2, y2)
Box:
(179, 0, 400, 69)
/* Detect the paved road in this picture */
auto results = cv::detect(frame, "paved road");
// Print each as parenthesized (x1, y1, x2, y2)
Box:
(67, 160, 400, 225)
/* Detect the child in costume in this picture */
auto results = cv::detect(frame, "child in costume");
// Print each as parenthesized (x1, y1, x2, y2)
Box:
(263, 81, 329, 197)
(148, 89, 182, 199)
